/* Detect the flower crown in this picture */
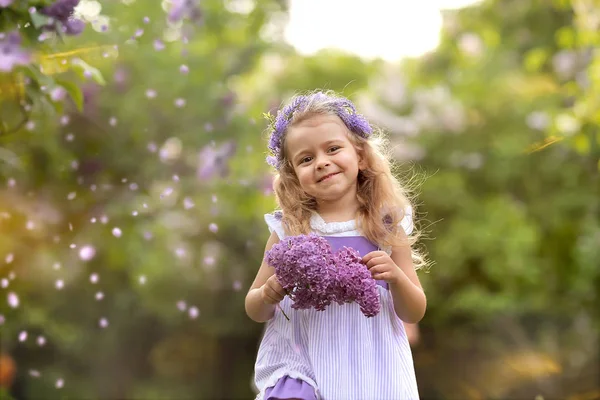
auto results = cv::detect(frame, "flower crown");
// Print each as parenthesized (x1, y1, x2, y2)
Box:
(265, 92, 373, 169)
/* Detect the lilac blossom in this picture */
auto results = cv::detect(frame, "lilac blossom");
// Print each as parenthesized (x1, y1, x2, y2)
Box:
(266, 235, 337, 312)
(333, 247, 381, 317)
(197, 140, 237, 180)
(63, 18, 85, 35)
(0, 32, 31, 72)
(265, 234, 381, 317)
(41, 0, 79, 20)
(41, 0, 85, 36)
(0, 0, 14, 7)
(168, 0, 202, 23)
(259, 174, 273, 195)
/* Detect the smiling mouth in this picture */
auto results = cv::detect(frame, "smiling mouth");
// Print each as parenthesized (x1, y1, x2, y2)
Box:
(317, 172, 340, 183)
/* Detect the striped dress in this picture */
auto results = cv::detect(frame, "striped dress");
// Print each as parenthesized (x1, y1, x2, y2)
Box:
(254, 211, 420, 400)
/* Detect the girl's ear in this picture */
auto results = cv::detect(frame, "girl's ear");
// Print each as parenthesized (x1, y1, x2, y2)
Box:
(358, 151, 367, 170)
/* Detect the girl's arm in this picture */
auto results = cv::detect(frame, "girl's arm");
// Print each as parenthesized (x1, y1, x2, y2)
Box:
(388, 231, 427, 324)
(245, 231, 281, 323)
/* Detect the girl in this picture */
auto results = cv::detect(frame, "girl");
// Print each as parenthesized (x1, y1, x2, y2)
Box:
(245, 91, 428, 400)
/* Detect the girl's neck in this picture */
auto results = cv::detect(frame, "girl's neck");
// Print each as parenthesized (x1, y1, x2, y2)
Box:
(315, 196, 360, 223)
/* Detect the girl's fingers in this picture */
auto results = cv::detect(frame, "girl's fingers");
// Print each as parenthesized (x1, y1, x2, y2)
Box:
(369, 265, 386, 275)
(373, 272, 389, 281)
(266, 284, 285, 300)
(366, 256, 387, 269)
(262, 290, 280, 304)
(362, 251, 386, 263)
(268, 276, 286, 295)
(268, 282, 286, 297)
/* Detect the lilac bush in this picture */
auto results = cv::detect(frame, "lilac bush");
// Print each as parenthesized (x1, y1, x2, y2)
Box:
(0, 0, 93, 134)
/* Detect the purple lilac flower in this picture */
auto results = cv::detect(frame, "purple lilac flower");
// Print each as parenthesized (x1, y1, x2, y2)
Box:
(41, 0, 78, 20)
(0, 0, 14, 8)
(0, 32, 31, 72)
(265, 234, 381, 317)
(50, 86, 67, 102)
(266, 93, 373, 169)
(333, 247, 381, 317)
(41, 0, 85, 36)
(259, 174, 274, 195)
(168, 0, 202, 24)
(197, 140, 237, 180)
(63, 18, 85, 35)
(266, 235, 337, 311)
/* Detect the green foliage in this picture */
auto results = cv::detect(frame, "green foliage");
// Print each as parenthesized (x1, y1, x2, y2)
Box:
(359, 0, 599, 397)
(1, 0, 284, 398)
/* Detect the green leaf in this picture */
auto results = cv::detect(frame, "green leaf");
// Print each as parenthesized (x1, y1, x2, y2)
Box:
(524, 48, 548, 73)
(0, 146, 23, 169)
(55, 79, 84, 112)
(71, 58, 106, 85)
(573, 133, 590, 154)
(24, 65, 53, 87)
(47, 93, 65, 114)
(30, 11, 52, 29)
(555, 27, 575, 48)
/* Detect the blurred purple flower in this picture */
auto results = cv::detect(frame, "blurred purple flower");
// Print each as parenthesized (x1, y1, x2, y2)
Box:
(0, 0, 14, 7)
(260, 175, 273, 195)
(153, 39, 165, 51)
(81, 83, 101, 117)
(197, 140, 237, 180)
(41, 0, 79, 21)
(221, 91, 236, 108)
(63, 18, 85, 35)
(0, 32, 31, 72)
(113, 66, 129, 92)
(266, 235, 381, 317)
(41, 0, 85, 36)
(50, 86, 67, 102)
(168, 0, 202, 23)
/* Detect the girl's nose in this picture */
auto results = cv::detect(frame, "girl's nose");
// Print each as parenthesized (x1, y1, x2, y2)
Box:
(316, 158, 330, 169)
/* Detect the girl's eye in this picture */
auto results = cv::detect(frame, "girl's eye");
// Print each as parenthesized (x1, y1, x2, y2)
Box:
(328, 146, 341, 152)
(300, 156, 312, 164)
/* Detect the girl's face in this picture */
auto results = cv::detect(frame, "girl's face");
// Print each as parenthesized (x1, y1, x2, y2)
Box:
(285, 114, 366, 203)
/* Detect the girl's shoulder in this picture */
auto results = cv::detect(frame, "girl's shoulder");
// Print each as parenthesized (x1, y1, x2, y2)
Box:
(392, 205, 414, 236)
(264, 211, 285, 239)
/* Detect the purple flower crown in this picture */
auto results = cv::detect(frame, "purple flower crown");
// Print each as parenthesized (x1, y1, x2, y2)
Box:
(265, 92, 373, 169)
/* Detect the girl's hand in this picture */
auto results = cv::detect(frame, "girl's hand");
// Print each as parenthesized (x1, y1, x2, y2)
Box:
(260, 275, 286, 305)
(362, 250, 403, 284)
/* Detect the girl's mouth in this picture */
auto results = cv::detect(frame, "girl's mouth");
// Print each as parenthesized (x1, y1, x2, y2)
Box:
(318, 172, 340, 183)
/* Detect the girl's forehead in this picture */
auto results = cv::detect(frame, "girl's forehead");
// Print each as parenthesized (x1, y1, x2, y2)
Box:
(286, 115, 349, 149)
(293, 114, 344, 129)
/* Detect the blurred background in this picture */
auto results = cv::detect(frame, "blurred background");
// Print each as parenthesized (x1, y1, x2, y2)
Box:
(0, 0, 599, 399)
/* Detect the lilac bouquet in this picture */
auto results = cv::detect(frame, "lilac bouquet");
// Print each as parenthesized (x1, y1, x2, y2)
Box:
(265, 234, 381, 318)
(332, 247, 381, 317)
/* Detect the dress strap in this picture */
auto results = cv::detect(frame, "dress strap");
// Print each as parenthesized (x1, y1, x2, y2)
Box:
(264, 213, 285, 239)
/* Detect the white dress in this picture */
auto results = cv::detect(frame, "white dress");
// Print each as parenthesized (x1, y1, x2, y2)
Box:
(253, 210, 420, 400)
